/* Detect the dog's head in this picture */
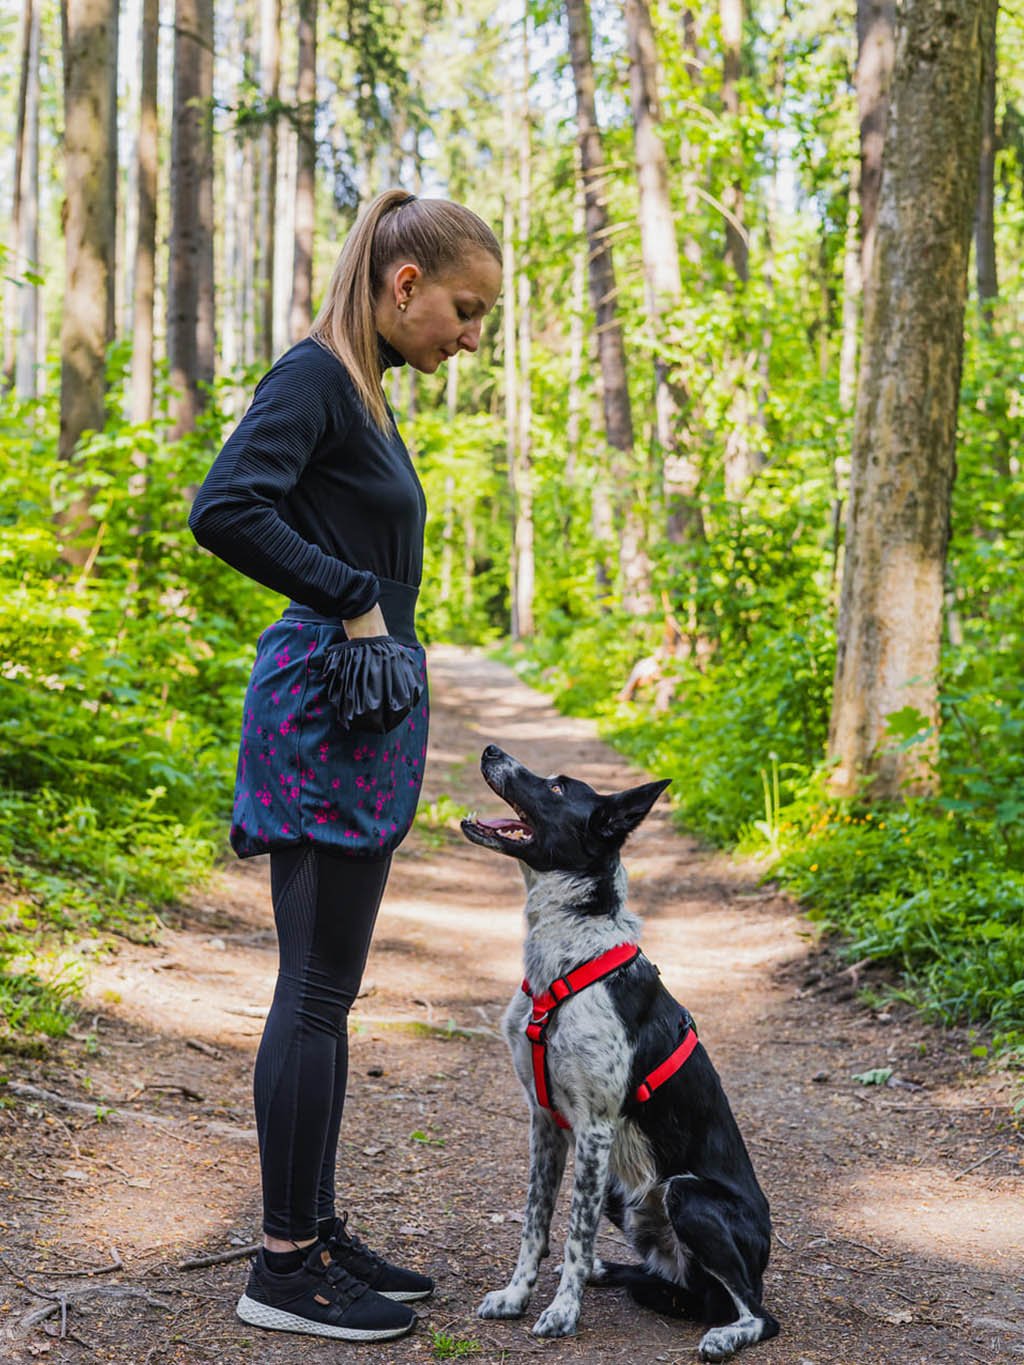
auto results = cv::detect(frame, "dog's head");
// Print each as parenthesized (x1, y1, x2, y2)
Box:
(461, 745, 670, 875)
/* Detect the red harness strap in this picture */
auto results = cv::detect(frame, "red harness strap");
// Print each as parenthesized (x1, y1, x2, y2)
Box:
(521, 942, 698, 1129)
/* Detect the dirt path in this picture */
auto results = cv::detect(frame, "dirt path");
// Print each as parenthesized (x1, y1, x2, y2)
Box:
(2, 646, 1022, 1365)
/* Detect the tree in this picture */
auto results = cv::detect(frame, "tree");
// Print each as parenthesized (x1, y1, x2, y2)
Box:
(168, 0, 215, 438)
(59, 0, 118, 555)
(719, 0, 748, 283)
(15, 0, 41, 399)
(290, 0, 316, 341)
(856, 0, 895, 282)
(624, 0, 700, 550)
(257, 0, 282, 360)
(564, 0, 649, 612)
(975, 0, 999, 323)
(828, 0, 987, 799)
(130, 0, 159, 424)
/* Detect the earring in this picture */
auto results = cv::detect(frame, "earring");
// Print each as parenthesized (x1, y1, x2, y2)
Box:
(398, 301, 408, 312)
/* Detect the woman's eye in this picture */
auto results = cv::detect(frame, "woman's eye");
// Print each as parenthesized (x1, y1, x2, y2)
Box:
(457, 309, 472, 323)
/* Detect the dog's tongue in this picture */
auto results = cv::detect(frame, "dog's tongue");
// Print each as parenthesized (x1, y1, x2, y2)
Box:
(476, 817, 531, 832)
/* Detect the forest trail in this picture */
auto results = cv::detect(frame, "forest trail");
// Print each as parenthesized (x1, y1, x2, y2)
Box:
(1, 647, 1022, 1365)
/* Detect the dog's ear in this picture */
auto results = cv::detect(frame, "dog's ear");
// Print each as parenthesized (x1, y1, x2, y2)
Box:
(590, 779, 671, 845)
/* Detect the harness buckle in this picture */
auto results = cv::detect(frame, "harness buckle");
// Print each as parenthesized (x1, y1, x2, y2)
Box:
(526, 1018, 547, 1043)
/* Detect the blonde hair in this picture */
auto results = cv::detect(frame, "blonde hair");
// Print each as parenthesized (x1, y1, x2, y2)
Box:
(309, 189, 502, 432)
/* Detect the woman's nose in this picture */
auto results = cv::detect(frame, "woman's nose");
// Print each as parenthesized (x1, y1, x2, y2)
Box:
(459, 319, 482, 352)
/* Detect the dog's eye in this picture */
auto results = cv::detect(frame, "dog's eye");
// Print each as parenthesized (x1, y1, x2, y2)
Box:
(550, 784, 563, 795)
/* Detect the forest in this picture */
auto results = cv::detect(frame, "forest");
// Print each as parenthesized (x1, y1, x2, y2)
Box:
(1, 0, 1022, 1071)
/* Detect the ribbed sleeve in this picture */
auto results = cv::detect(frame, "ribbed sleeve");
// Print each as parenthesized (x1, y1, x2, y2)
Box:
(188, 345, 382, 619)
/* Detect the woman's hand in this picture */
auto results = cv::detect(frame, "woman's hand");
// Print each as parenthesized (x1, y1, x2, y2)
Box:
(342, 603, 388, 638)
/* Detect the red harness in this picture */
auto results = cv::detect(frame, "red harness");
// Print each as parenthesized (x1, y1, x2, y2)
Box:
(521, 941, 699, 1130)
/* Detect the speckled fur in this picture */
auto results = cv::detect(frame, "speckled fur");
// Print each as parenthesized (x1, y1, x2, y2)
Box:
(467, 747, 779, 1360)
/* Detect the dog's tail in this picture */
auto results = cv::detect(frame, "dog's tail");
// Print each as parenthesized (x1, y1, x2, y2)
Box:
(591, 1261, 708, 1321)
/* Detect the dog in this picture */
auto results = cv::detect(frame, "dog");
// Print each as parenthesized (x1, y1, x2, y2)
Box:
(461, 745, 779, 1362)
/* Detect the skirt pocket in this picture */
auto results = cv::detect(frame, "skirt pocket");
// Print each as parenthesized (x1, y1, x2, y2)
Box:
(230, 619, 428, 860)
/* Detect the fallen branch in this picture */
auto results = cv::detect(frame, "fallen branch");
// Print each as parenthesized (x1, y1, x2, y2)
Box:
(21, 1285, 172, 1335)
(177, 1243, 259, 1271)
(7, 1082, 177, 1132)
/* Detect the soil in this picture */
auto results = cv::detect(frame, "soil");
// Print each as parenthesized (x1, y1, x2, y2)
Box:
(1, 645, 1022, 1365)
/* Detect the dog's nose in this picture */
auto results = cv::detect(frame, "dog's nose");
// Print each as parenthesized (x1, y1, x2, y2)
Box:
(482, 744, 504, 761)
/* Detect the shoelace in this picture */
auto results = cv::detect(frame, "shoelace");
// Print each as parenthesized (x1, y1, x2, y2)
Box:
(316, 1255, 368, 1306)
(332, 1217, 386, 1276)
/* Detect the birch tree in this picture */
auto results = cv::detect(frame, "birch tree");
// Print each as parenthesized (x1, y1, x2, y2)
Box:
(829, 0, 986, 799)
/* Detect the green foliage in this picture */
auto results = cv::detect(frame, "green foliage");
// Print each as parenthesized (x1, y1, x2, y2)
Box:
(429, 1329, 481, 1360)
(0, 356, 277, 1038)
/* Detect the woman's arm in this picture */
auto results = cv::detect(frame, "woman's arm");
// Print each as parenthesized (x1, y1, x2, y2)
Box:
(188, 345, 381, 620)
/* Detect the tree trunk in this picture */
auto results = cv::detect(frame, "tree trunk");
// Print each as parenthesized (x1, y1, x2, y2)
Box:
(168, 0, 214, 438)
(565, 0, 649, 613)
(625, 0, 700, 549)
(59, 0, 118, 557)
(838, 159, 861, 416)
(719, 0, 748, 283)
(3, 0, 33, 390)
(130, 0, 159, 424)
(514, 15, 535, 639)
(828, 0, 985, 799)
(257, 0, 281, 361)
(856, 0, 895, 283)
(290, 0, 316, 342)
(502, 65, 519, 636)
(13, 0, 41, 400)
(975, 0, 998, 323)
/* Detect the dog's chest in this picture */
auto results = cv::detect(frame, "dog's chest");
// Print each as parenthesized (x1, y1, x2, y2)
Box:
(503, 982, 633, 1123)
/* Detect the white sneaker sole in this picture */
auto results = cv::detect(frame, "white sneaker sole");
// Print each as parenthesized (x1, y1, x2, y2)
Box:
(236, 1293, 415, 1341)
(381, 1286, 433, 1302)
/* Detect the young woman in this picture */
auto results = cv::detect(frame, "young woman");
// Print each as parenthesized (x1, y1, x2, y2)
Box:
(189, 189, 502, 1342)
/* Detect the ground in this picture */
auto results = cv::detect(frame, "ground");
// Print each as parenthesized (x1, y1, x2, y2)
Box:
(1, 646, 1022, 1365)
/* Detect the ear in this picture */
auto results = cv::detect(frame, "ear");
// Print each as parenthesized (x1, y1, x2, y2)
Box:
(590, 779, 671, 845)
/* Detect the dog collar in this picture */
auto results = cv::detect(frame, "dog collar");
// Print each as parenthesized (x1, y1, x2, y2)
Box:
(521, 942, 698, 1129)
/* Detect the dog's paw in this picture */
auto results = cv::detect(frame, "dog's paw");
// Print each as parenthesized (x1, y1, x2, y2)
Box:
(531, 1300, 580, 1338)
(587, 1256, 609, 1284)
(698, 1325, 742, 1362)
(477, 1288, 529, 1320)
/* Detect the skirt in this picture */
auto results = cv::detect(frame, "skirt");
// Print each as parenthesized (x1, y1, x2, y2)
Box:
(230, 579, 428, 861)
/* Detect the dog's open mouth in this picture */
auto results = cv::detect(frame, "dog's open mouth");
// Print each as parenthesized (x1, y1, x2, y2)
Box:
(463, 796, 536, 847)
(468, 815, 535, 844)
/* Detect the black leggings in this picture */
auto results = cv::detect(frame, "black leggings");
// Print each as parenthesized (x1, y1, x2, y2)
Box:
(254, 844, 391, 1240)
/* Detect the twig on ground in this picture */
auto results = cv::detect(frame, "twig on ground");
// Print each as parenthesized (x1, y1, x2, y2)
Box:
(28, 1248, 123, 1278)
(952, 1146, 1004, 1180)
(178, 1243, 259, 1270)
(186, 1038, 223, 1059)
(773, 1229, 794, 1251)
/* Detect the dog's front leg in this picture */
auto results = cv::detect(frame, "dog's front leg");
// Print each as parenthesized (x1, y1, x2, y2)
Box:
(477, 1108, 568, 1321)
(531, 1119, 614, 1338)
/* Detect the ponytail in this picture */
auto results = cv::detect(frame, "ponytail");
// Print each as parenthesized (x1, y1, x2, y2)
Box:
(309, 189, 501, 432)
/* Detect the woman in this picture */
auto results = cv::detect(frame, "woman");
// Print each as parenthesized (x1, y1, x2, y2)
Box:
(189, 189, 502, 1342)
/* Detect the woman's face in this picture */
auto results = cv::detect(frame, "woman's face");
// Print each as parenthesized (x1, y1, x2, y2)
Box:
(379, 250, 502, 374)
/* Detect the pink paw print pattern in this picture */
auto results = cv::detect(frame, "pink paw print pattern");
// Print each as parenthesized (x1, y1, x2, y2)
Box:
(230, 618, 428, 861)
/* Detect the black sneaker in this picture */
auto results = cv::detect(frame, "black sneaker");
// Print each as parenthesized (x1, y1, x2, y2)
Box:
(236, 1242, 417, 1341)
(324, 1213, 435, 1302)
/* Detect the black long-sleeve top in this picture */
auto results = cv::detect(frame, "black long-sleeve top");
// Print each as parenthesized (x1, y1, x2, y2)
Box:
(188, 336, 426, 618)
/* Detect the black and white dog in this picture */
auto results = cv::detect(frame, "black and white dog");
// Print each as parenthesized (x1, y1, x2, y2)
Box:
(462, 745, 779, 1362)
